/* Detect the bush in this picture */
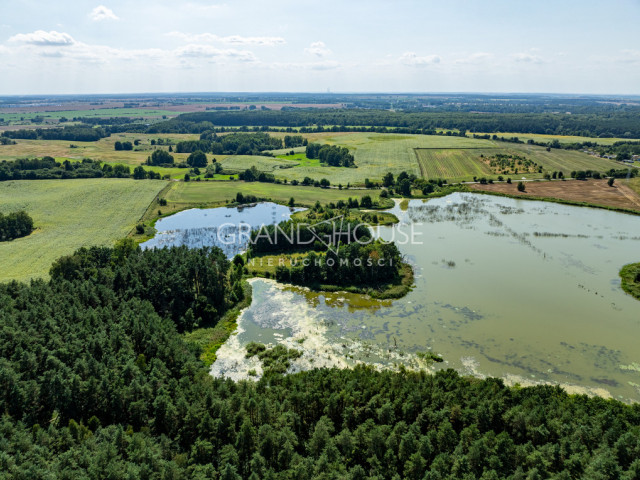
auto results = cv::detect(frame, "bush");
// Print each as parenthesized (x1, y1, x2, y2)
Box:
(517, 181, 525, 192)
(187, 150, 208, 168)
(0, 210, 34, 241)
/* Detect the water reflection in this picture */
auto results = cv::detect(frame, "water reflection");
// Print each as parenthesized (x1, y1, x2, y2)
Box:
(141, 202, 303, 257)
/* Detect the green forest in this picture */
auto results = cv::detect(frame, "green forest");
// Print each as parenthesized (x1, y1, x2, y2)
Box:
(2, 243, 640, 479)
(147, 109, 640, 138)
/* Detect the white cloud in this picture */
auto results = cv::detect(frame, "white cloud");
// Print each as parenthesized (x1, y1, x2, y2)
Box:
(9, 30, 75, 46)
(89, 5, 119, 22)
(512, 52, 544, 63)
(174, 44, 256, 62)
(222, 35, 285, 46)
(399, 52, 440, 66)
(305, 41, 331, 58)
(167, 31, 285, 46)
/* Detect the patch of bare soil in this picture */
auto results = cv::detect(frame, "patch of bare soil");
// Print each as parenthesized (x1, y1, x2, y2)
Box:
(470, 179, 640, 211)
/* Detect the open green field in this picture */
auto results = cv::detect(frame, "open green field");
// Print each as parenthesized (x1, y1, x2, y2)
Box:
(240, 133, 496, 185)
(414, 143, 621, 181)
(0, 133, 200, 164)
(478, 132, 631, 145)
(415, 148, 494, 180)
(0, 179, 167, 283)
(0, 131, 626, 185)
(0, 108, 177, 124)
(0, 133, 218, 179)
(275, 152, 322, 167)
(164, 180, 384, 207)
(220, 155, 299, 172)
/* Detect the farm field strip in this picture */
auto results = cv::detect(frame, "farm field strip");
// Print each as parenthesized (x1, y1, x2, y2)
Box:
(165, 180, 383, 206)
(0, 179, 167, 283)
(476, 132, 631, 145)
(415, 148, 494, 180)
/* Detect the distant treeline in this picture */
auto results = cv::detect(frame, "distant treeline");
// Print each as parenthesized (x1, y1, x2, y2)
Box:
(0, 157, 162, 181)
(144, 109, 640, 138)
(483, 134, 640, 158)
(76, 116, 142, 126)
(1, 125, 108, 142)
(175, 132, 282, 155)
(0, 210, 33, 241)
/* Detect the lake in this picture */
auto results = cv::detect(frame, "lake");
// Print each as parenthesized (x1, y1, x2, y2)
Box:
(145, 196, 640, 401)
(141, 202, 303, 257)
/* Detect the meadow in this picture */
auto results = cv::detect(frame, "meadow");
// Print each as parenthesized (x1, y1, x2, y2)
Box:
(164, 180, 384, 207)
(239, 133, 497, 185)
(415, 148, 494, 180)
(219, 155, 299, 172)
(0, 107, 177, 124)
(414, 143, 621, 181)
(264, 133, 620, 184)
(0, 131, 627, 185)
(478, 132, 631, 145)
(0, 179, 166, 282)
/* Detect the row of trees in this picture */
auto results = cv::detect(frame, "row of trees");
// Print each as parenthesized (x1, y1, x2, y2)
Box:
(2, 244, 640, 478)
(0, 157, 162, 181)
(238, 166, 275, 183)
(0, 210, 33, 241)
(284, 135, 307, 148)
(1, 125, 107, 141)
(175, 132, 283, 155)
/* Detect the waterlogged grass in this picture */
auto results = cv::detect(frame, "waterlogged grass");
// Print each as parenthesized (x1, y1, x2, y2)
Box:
(184, 281, 253, 366)
(0, 179, 167, 282)
(620, 263, 640, 301)
(245, 342, 302, 375)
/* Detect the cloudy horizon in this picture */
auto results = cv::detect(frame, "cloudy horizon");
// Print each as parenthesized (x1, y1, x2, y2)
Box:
(1, 0, 639, 95)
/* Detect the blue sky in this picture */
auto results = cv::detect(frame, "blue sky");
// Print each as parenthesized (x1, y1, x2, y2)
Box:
(1, 0, 639, 95)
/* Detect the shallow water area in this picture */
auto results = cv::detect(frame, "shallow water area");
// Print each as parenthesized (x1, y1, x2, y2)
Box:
(213, 193, 640, 401)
